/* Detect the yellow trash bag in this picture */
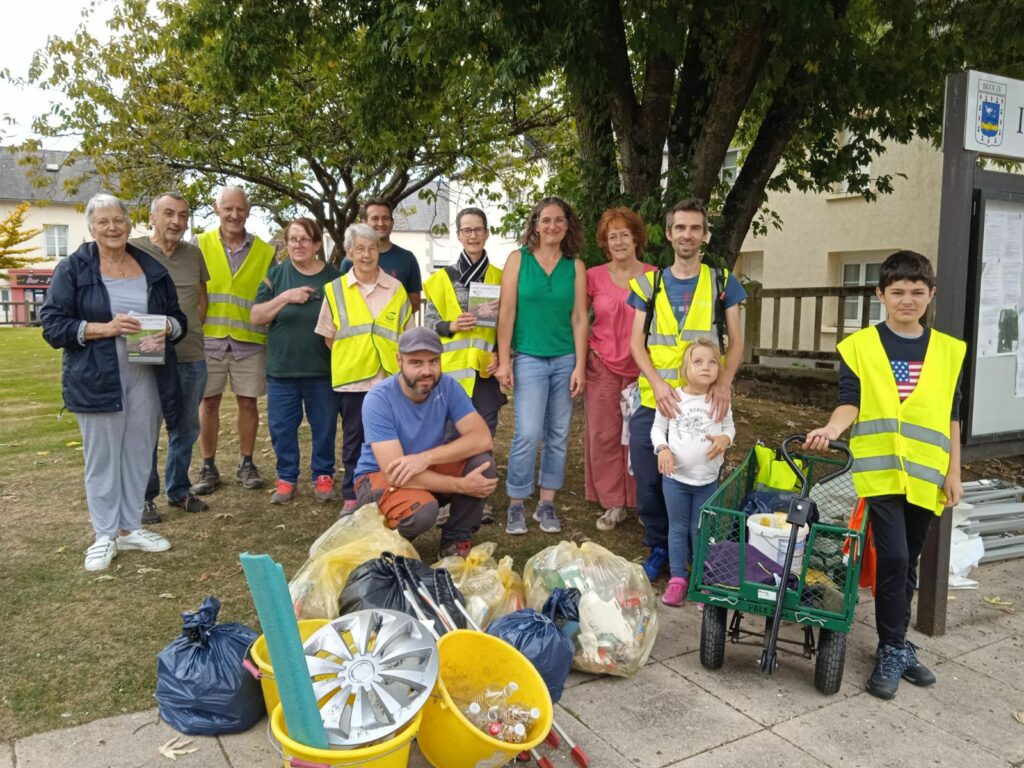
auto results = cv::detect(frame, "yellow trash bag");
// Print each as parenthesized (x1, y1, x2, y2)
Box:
(433, 542, 526, 629)
(289, 504, 419, 619)
(523, 541, 658, 677)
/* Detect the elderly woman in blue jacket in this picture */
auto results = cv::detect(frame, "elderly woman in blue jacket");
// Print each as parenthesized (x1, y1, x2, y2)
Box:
(41, 193, 187, 571)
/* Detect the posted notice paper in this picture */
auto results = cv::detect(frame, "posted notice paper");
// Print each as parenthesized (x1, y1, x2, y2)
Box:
(468, 282, 500, 329)
(127, 314, 167, 364)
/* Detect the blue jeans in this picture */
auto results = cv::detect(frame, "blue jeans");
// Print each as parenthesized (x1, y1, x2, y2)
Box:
(629, 406, 668, 549)
(506, 352, 575, 498)
(662, 477, 718, 579)
(147, 360, 207, 502)
(267, 375, 339, 483)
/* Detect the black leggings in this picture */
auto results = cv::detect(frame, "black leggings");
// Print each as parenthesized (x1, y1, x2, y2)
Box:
(867, 494, 935, 647)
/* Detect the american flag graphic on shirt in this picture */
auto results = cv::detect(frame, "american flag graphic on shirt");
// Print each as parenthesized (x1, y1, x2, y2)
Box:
(891, 360, 922, 400)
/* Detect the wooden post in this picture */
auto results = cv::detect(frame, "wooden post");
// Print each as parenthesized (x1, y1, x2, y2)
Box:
(743, 281, 762, 365)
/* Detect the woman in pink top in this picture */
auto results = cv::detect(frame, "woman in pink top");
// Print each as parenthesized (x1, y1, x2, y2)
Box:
(585, 207, 656, 531)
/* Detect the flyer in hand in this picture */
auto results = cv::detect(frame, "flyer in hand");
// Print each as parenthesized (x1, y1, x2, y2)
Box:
(468, 282, 500, 329)
(127, 314, 168, 364)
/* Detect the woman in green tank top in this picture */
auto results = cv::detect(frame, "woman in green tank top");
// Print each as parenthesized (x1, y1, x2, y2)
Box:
(496, 196, 588, 535)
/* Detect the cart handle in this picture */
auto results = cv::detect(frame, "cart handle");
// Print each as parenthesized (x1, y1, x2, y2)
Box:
(780, 433, 852, 495)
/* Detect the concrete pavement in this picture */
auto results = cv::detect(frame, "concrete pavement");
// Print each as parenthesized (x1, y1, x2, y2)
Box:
(6, 558, 1023, 767)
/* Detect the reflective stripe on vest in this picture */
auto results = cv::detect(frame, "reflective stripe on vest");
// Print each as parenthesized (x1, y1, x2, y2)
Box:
(198, 230, 275, 344)
(324, 276, 411, 388)
(422, 264, 502, 396)
(629, 264, 725, 410)
(838, 326, 966, 514)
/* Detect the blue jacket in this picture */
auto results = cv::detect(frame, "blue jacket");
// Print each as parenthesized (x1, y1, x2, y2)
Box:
(40, 241, 187, 427)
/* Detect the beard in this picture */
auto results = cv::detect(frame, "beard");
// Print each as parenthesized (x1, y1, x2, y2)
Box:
(401, 370, 438, 395)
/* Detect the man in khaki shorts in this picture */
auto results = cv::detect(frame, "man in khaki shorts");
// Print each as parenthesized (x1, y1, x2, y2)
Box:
(193, 186, 276, 494)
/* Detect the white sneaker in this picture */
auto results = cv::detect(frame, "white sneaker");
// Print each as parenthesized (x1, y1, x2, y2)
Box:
(84, 536, 117, 571)
(435, 503, 451, 527)
(596, 506, 629, 531)
(116, 528, 171, 553)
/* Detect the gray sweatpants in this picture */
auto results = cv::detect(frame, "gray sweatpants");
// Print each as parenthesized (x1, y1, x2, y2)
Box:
(77, 338, 162, 539)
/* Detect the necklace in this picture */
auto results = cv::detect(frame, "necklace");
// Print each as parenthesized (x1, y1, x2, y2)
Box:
(101, 256, 129, 278)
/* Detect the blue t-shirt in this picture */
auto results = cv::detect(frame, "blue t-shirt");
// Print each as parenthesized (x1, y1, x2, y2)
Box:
(340, 243, 423, 294)
(355, 373, 476, 477)
(626, 267, 746, 327)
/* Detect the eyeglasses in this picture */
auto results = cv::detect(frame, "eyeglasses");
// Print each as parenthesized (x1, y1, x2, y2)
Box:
(93, 217, 128, 229)
(457, 227, 488, 236)
(538, 216, 567, 227)
(287, 237, 314, 246)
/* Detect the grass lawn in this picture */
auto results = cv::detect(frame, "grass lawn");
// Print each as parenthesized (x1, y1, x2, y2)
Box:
(1, 325, 1019, 740)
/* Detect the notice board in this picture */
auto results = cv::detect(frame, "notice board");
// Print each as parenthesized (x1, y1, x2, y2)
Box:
(964, 190, 1024, 442)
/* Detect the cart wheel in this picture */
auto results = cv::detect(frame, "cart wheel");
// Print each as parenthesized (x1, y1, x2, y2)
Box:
(700, 605, 727, 669)
(814, 628, 847, 695)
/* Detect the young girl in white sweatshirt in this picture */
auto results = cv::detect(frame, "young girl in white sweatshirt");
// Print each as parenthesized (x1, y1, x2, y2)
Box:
(651, 338, 736, 606)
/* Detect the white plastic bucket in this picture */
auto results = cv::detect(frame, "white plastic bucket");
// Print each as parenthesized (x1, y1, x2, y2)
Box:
(747, 514, 808, 572)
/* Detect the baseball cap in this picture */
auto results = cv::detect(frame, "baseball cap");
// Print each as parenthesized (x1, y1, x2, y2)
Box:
(398, 326, 443, 355)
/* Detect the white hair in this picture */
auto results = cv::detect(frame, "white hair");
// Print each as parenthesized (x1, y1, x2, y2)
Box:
(150, 190, 188, 214)
(216, 185, 249, 207)
(85, 194, 129, 227)
(343, 222, 379, 252)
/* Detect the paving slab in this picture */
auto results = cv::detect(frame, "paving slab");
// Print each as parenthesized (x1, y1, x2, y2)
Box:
(951, 635, 1024, 691)
(648, 602, 702, 661)
(556, 660, 759, 767)
(0, 744, 13, 768)
(889, 657, 1024, 764)
(772, 691, 1009, 768)
(666, 729, 825, 768)
(217, 718, 280, 766)
(537, 706, 634, 766)
(14, 710, 230, 768)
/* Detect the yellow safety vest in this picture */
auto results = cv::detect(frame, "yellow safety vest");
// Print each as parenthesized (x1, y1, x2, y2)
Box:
(323, 275, 412, 388)
(422, 264, 503, 395)
(838, 326, 966, 515)
(198, 230, 276, 344)
(628, 264, 724, 409)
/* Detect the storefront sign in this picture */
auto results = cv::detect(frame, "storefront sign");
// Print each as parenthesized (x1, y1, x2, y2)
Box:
(13, 272, 52, 287)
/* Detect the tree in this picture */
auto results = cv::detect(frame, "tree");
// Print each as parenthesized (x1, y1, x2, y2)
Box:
(0, 202, 43, 278)
(182, 0, 1024, 267)
(15, 0, 563, 259)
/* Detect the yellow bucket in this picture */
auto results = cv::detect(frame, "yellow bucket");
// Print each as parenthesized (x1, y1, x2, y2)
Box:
(270, 702, 420, 768)
(417, 630, 553, 768)
(248, 619, 329, 715)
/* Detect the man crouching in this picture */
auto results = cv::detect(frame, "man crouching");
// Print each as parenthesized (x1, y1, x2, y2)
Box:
(353, 327, 498, 558)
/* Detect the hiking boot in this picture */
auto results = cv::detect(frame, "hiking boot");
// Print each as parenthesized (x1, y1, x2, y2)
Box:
(141, 499, 161, 525)
(480, 504, 495, 525)
(642, 546, 669, 582)
(168, 493, 208, 513)
(435, 504, 451, 526)
(438, 539, 472, 560)
(596, 506, 628, 531)
(236, 461, 264, 490)
(505, 503, 527, 535)
(902, 641, 936, 686)
(191, 463, 221, 495)
(84, 536, 117, 572)
(867, 643, 907, 699)
(116, 528, 171, 553)
(271, 480, 296, 504)
(314, 475, 336, 502)
(533, 500, 561, 533)
(662, 576, 688, 607)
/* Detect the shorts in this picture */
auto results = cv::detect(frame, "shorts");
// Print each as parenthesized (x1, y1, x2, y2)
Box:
(203, 348, 268, 398)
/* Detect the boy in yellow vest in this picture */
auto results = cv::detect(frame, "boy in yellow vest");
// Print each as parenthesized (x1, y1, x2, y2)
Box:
(806, 250, 965, 700)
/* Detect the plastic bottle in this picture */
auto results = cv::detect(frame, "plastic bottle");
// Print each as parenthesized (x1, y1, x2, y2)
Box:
(499, 722, 527, 743)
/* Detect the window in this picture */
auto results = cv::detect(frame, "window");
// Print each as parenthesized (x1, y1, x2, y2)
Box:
(45, 225, 69, 258)
(720, 148, 741, 188)
(842, 262, 884, 327)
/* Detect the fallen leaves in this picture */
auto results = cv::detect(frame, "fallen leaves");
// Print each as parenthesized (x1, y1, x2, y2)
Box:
(1014, 711, 1024, 726)
(159, 735, 197, 760)
(159, 593, 176, 599)
(212, 512, 234, 521)
(982, 595, 1016, 614)
(93, 575, 114, 582)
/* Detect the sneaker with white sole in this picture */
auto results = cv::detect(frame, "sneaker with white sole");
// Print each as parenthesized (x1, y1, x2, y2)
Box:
(116, 528, 171, 553)
(596, 506, 628, 531)
(533, 500, 561, 533)
(435, 504, 451, 526)
(84, 536, 117, 571)
(505, 503, 527, 535)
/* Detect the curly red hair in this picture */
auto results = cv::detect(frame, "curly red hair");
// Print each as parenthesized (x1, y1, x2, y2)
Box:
(596, 207, 648, 259)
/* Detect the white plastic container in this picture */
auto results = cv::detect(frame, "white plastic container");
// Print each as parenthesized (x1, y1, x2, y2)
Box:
(747, 514, 808, 572)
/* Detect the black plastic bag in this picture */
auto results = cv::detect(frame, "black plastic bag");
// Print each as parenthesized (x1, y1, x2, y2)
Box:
(541, 587, 580, 641)
(339, 554, 467, 628)
(488, 609, 574, 703)
(155, 596, 265, 735)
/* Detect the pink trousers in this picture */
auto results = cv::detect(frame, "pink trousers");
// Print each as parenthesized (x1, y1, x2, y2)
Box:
(584, 353, 637, 509)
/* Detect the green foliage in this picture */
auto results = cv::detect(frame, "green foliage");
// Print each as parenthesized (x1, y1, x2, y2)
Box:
(0, 202, 44, 278)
